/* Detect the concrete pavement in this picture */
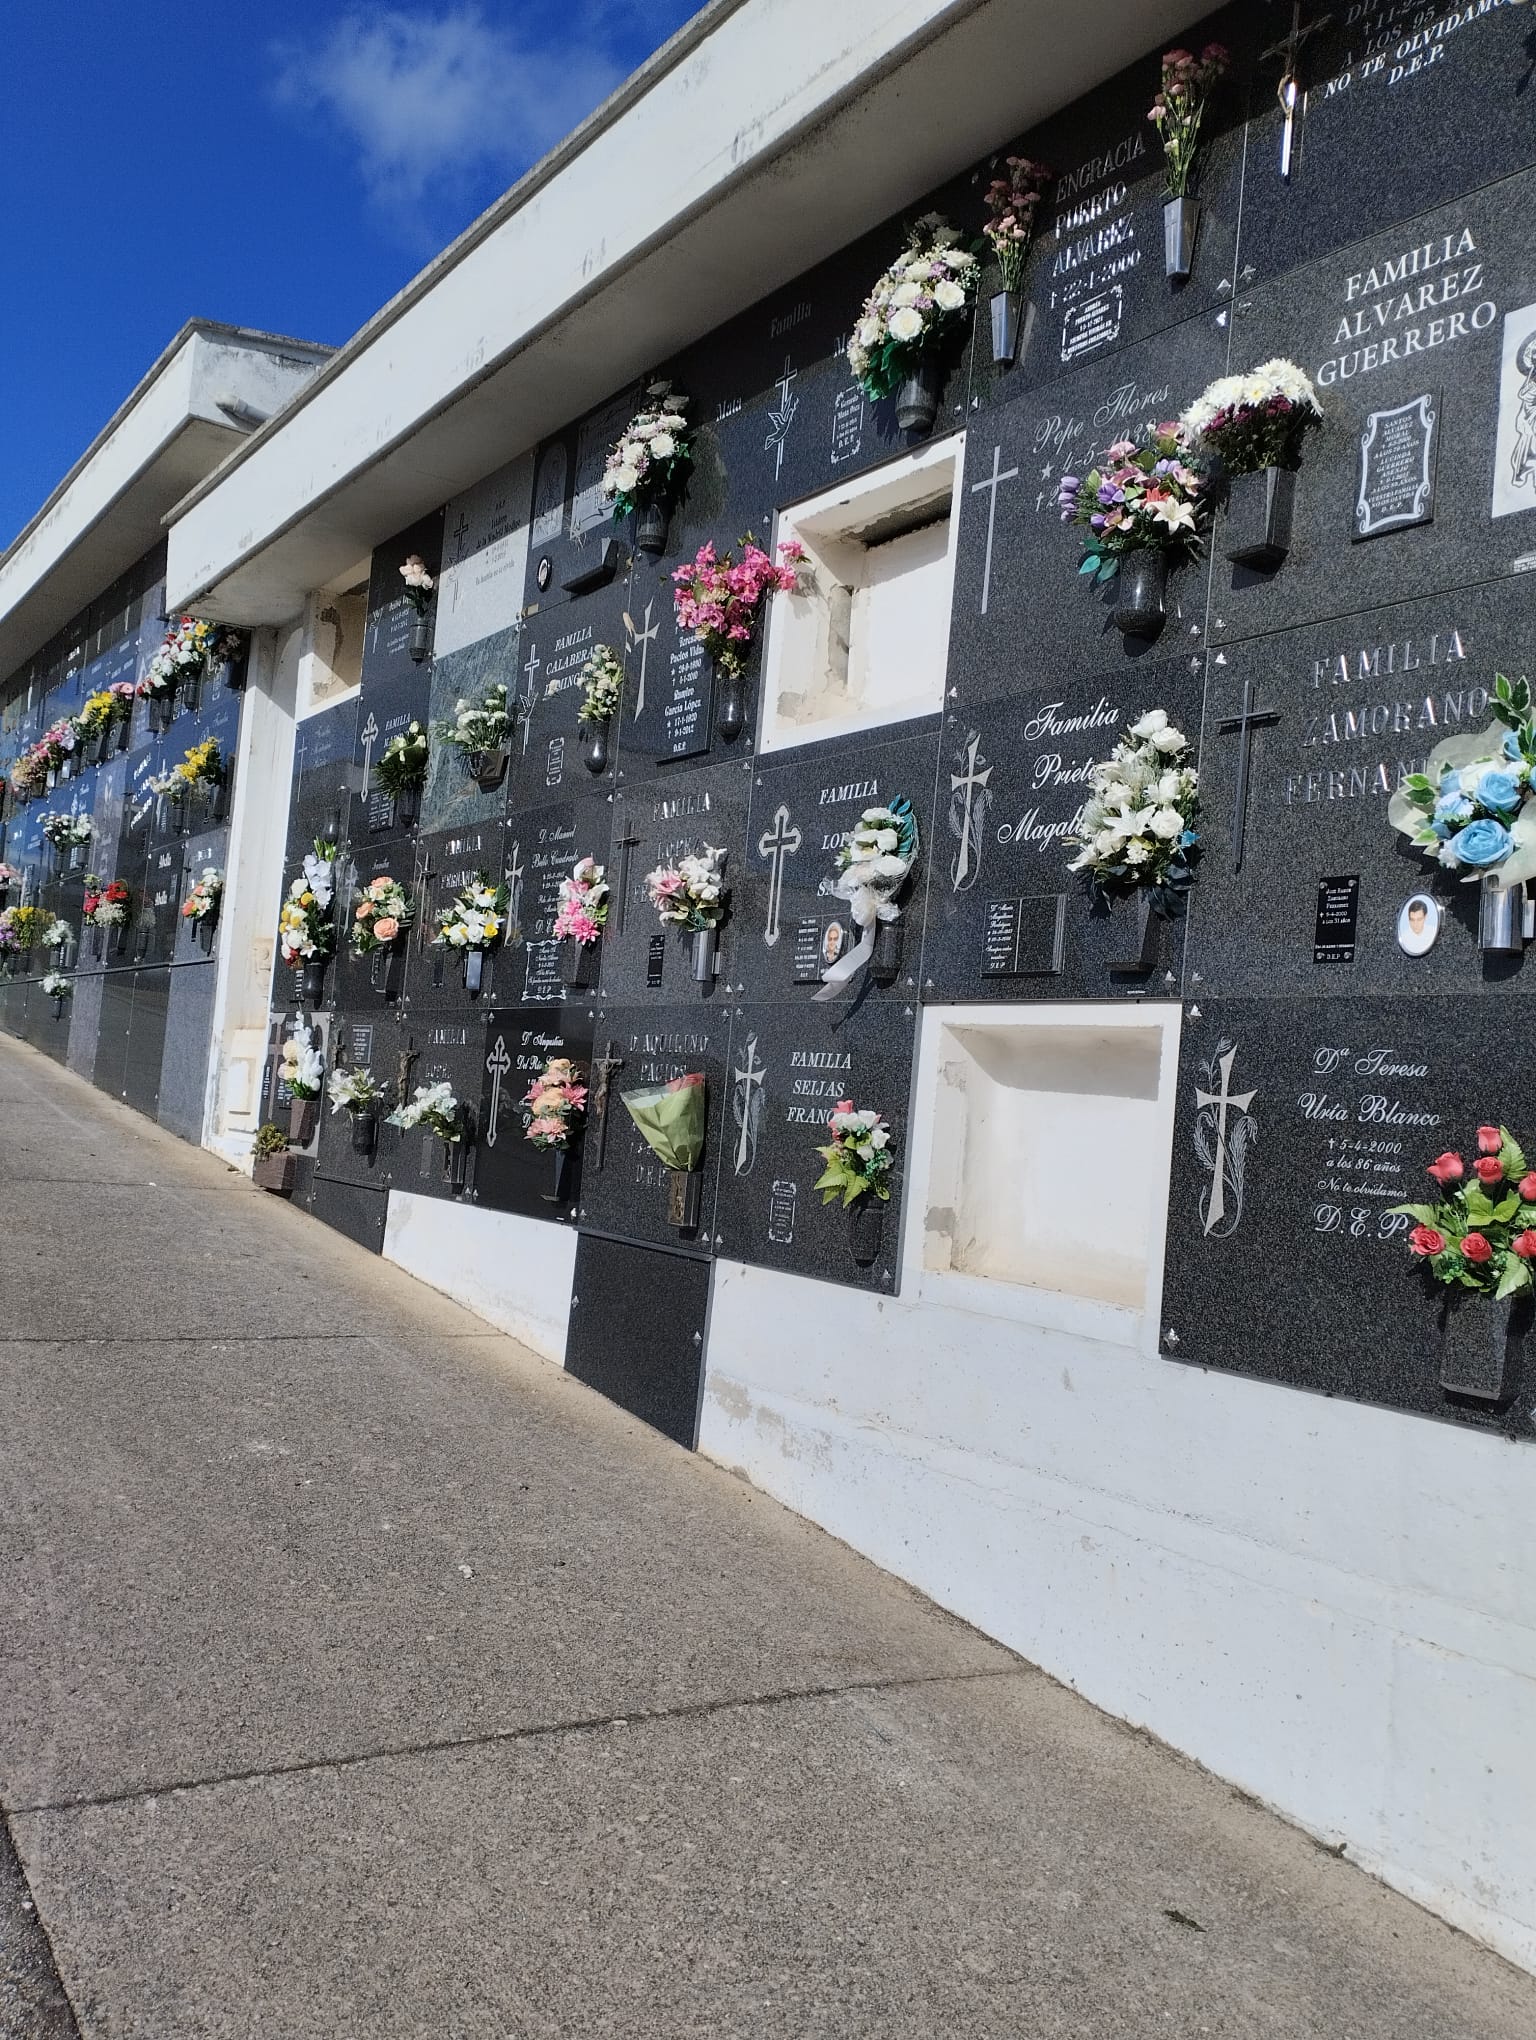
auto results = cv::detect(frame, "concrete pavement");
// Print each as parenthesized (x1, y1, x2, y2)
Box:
(1, 1034, 1532, 2038)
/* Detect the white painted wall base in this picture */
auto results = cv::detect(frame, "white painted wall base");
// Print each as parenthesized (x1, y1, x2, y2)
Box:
(697, 1258, 1536, 1973)
(382, 1193, 576, 1365)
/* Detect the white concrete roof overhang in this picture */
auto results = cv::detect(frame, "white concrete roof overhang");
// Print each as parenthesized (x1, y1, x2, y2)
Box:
(0, 322, 333, 680)
(167, 0, 1213, 625)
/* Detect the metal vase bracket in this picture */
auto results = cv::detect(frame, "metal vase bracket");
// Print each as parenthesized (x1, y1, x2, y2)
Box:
(691, 925, 718, 984)
(1224, 466, 1296, 571)
(1112, 549, 1169, 638)
(542, 1146, 571, 1205)
(634, 499, 669, 555)
(562, 937, 599, 990)
(468, 747, 508, 792)
(989, 290, 1023, 368)
(894, 354, 943, 436)
(1478, 877, 1531, 955)
(667, 1167, 703, 1233)
(464, 947, 485, 995)
(582, 720, 610, 775)
(445, 1117, 472, 1195)
(847, 1196, 885, 1269)
(1439, 1290, 1526, 1402)
(1164, 196, 1200, 281)
(409, 611, 433, 664)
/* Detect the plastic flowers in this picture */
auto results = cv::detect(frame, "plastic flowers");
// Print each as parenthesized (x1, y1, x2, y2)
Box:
(1390, 673, 1536, 881)
(41, 971, 72, 999)
(388, 1081, 463, 1142)
(1180, 360, 1322, 475)
(553, 857, 609, 945)
(601, 384, 692, 521)
(280, 1023, 325, 1101)
(577, 646, 624, 725)
(140, 616, 236, 698)
(398, 556, 435, 616)
(182, 869, 223, 922)
(1066, 710, 1200, 913)
(174, 737, 224, 787)
(41, 813, 92, 849)
(846, 214, 980, 400)
(816, 800, 920, 999)
(1390, 1125, 1536, 1298)
(672, 537, 805, 680)
(433, 683, 512, 755)
(83, 879, 130, 927)
(1149, 44, 1229, 197)
(522, 1057, 587, 1150)
(815, 1102, 895, 1207)
(621, 1073, 706, 1171)
(1057, 422, 1209, 583)
(327, 1065, 385, 1115)
(983, 157, 1051, 293)
(375, 721, 429, 795)
(350, 874, 415, 954)
(433, 875, 509, 951)
(644, 847, 728, 931)
(41, 917, 72, 951)
(279, 840, 337, 965)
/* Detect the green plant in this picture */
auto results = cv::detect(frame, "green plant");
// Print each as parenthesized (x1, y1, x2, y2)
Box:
(253, 1122, 289, 1159)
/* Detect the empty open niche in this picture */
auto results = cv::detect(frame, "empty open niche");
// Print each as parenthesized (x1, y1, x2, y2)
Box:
(919, 1010, 1175, 1313)
(760, 436, 962, 753)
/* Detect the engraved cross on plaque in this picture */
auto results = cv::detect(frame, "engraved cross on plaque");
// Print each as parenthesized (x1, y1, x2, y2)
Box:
(1216, 680, 1281, 872)
(758, 803, 801, 947)
(614, 818, 642, 935)
(484, 1034, 512, 1147)
(765, 357, 799, 480)
(949, 732, 993, 892)
(504, 838, 525, 935)
(970, 444, 1020, 616)
(359, 712, 380, 796)
(1263, 4, 1332, 180)
(590, 1039, 624, 1169)
(732, 1033, 764, 1176)
(1195, 1047, 1256, 1236)
(451, 510, 472, 560)
(518, 642, 541, 755)
(624, 601, 659, 718)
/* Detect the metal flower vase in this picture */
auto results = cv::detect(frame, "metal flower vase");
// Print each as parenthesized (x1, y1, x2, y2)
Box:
(1439, 1290, 1526, 1402)
(301, 956, 329, 1007)
(469, 748, 508, 792)
(716, 666, 746, 744)
(869, 917, 902, 985)
(1478, 877, 1528, 955)
(634, 499, 669, 555)
(1112, 550, 1168, 638)
(445, 1114, 473, 1195)
(350, 1106, 378, 1159)
(582, 720, 610, 775)
(51, 993, 66, 1022)
(894, 354, 943, 436)
(848, 1196, 885, 1268)
(542, 1147, 571, 1205)
(667, 1167, 703, 1232)
(464, 947, 486, 994)
(691, 925, 718, 984)
(562, 937, 599, 990)
(1224, 467, 1296, 571)
(989, 290, 1023, 368)
(1164, 196, 1200, 280)
(68, 842, 86, 872)
(409, 610, 433, 664)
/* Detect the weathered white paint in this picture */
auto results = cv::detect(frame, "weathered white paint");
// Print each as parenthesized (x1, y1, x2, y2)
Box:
(698, 1001, 1536, 1973)
(382, 1193, 576, 1365)
(165, 0, 1212, 624)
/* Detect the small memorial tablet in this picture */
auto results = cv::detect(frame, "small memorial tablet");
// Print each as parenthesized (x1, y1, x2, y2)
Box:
(366, 787, 397, 834)
(792, 918, 824, 985)
(647, 934, 666, 988)
(349, 1023, 374, 1062)
(523, 938, 564, 1004)
(1314, 874, 1360, 963)
(981, 895, 1065, 977)
(657, 640, 714, 762)
(1355, 393, 1437, 539)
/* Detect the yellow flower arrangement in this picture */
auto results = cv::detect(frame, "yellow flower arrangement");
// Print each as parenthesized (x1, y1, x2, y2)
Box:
(79, 690, 117, 733)
(175, 737, 224, 787)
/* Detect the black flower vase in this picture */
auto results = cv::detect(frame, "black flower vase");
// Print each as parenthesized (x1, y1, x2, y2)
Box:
(1112, 550, 1168, 638)
(301, 956, 329, 1007)
(894, 354, 943, 436)
(869, 917, 902, 984)
(393, 782, 421, 829)
(469, 748, 508, 792)
(351, 1106, 378, 1159)
(634, 499, 669, 555)
(848, 1197, 885, 1268)
(562, 938, 598, 989)
(582, 720, 610, 775)
(1224, 467, 1296, 571)
(542, 1146, 571, 1204)
(1439, 1289, 1527, 1402)
(409, 610, 433, 664)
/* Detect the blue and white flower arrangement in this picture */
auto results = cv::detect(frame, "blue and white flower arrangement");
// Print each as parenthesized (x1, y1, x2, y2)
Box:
(1390, 673, 1536, 879)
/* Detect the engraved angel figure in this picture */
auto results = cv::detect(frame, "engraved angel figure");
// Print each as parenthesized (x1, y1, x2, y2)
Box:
(1509, 330, 1536, 501)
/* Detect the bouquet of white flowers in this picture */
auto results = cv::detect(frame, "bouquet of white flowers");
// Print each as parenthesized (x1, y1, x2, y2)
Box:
(433, 875, 509, 951)
(644, 847, 728, 931)
(846, 216, 979, 402)
(1180, 359, 1322, 475)
(1066, 709, 1200, 913)
(41, 813, 92, 849)
(600, 385, 691, 522)
(280, 1024, 325, 1100)
(433, 683, 512, 754)
(327, 1066, 385, 1115)
(388, 1081, 463, 1143)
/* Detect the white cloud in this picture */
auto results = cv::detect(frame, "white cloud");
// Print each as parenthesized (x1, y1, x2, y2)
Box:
(272, 7, 625, 210)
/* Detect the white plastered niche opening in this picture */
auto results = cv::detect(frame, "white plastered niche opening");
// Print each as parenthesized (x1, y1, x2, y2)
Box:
(298, 578, 367, 717)
(760, 434, 963, 753)
(909, 1003, 1181, 1339)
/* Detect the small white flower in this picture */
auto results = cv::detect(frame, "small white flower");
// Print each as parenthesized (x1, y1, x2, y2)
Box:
(1150, 807, 1184, 842)
(933, 279, 966, 311)
(887, 306, 925, 343)
(1130, 709, 1168, 739)
(1152, 727, 1188, 754)
(649, 432, 676, 460)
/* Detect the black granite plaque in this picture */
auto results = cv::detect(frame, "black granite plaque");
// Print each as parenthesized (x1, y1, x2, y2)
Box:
(646, 935, 666, 988)
(1355, 393, 1438, 540)
(359, 510, 444, 691)
(565, 1234, 710, 1448)
(397, 822, 502, 1017)
(1313, 874, 1360, 963)
(981, 894, 1068, 977)
(473, 1006, 594, 1218)
(599, 760, 750, 1005)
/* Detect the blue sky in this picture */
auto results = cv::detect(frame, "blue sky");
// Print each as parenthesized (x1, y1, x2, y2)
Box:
(5, 0, 701, 549)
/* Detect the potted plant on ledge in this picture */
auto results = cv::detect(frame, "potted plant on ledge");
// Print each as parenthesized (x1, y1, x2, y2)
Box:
(1056, 422, 1209, 639)
(1182, 360, 1323, 571)
(434, 683, 514, 791)
(252, 1121, 297, 1196)
(601, 383, 692, 555)
(815, 1102, 896, 1269)
(847, 214, 979, 435)
(1389, 1125, 1536, 1402)
(522, 1056, 587, 1204)
(645, 847, 728, 985)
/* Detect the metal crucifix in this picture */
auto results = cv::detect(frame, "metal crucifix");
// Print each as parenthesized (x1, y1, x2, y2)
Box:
(1263, 3, 1332, 180)
(1216, 679, 1281, 872)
